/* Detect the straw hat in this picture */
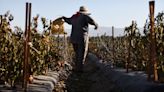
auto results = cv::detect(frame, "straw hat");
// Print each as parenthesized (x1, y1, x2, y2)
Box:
(79, 6, 90, 15)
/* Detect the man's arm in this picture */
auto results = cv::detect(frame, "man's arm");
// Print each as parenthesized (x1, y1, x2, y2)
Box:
(87, 16, 98, 30)
(62, 16, 72, 25)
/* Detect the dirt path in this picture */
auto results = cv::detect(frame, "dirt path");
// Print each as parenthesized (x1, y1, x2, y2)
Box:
(65, 68, 120, 92)
(53, 53, 120, 92)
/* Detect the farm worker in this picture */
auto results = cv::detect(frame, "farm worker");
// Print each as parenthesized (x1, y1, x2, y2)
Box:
(61, 6, 98, 73)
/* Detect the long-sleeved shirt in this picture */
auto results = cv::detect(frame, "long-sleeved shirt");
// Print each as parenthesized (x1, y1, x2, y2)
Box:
(63, 12, 98, 44)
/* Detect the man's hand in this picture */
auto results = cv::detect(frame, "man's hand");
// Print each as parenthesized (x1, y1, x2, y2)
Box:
(59, 16, 65, 22)
(94, 24, 98, 30)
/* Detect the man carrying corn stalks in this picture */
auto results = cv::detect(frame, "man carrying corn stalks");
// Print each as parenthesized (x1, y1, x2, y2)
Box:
(61, 6, 98, 73)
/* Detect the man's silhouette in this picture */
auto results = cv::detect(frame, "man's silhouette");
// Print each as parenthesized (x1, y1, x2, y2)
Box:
(62, 6, 98, 73)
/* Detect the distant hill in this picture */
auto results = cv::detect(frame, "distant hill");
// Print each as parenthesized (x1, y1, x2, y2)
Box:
(89, 27, 125, 37)
(65, 27, 125, 37)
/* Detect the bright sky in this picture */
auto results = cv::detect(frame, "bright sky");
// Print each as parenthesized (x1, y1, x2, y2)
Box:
(0, 0, 164, 30)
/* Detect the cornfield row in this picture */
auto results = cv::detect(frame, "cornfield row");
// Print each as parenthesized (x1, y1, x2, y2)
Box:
(0, 12, 73, 86)
(89, 11, 164, 81)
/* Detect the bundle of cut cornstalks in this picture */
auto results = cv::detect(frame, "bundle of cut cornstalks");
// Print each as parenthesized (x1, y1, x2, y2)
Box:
(51, 18, 66, 34)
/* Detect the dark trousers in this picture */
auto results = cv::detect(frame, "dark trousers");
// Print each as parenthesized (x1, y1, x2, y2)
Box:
(72, 43, 85, 72)
(72, 38, 89, 72)
(71, 34, 89, 72)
